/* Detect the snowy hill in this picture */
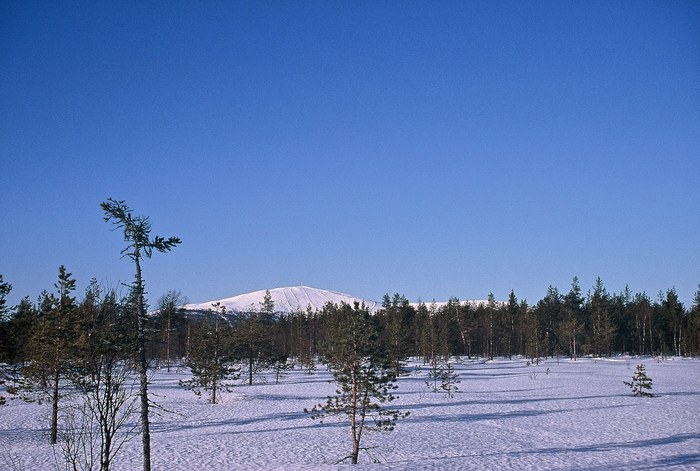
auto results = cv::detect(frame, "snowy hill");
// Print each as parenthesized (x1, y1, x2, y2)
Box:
(183, 286, 497, 315)
(183, 286, 382, 314)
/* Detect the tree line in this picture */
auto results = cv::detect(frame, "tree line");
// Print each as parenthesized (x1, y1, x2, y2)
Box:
(3, 275, 700, 380)
(131, 277, 698, 375)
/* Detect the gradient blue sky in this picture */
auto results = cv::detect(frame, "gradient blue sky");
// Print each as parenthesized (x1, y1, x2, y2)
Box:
(1, 1, 698, 308)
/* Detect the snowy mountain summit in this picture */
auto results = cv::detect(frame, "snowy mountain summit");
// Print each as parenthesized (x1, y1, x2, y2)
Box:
(183, 286, 381, 314)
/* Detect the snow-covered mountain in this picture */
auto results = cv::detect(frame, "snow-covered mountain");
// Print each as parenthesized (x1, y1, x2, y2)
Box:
(183, 286, 382, 314)
(183, 285, 495, 315)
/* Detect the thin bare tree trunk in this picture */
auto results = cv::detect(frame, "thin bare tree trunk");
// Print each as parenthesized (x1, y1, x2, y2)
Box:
(135, 256, 151, 471)
(50, 369, 60, 445)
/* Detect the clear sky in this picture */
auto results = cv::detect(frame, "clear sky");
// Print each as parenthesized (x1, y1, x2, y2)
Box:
(1, 1, 698, 308)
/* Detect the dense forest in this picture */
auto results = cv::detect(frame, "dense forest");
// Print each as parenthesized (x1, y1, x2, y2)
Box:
(2, 271, 700, 374)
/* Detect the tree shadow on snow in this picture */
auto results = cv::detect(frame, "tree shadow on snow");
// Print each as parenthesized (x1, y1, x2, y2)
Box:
(476, 432, 700, 463)
(403, 401, 634, 426)
(152, 409, 344, 436)
(422, 432, 700, 468)
(397, 392, 628, 414)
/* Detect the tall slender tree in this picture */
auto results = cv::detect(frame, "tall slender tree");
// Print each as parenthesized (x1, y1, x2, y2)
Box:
(503, 290, 519, 359)
(0, 274, 10, 321)
(587, 278, 615, 357)
(23, 266, 78, 444)
(0, 275, 12, 405)
(155, 290, 187, 372)
(180, 302, 239, 403)
(560, 277, 584, 360)
(101, 198, 181, 471)
(307, 302, 408, 464)
(237, 290, 276, 385)
(689, 286, 700, 356)
(660, 288, 685, 357)
(378, 293, 413, 376)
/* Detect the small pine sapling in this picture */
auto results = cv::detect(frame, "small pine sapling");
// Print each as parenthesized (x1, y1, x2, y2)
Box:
(426, 357, 443, 393)
(623, 364, 654, 397)
(426, 358, 460, 398)
(440, 362, 460, 398)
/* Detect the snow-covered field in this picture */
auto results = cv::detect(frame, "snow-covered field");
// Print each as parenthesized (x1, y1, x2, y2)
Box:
(2, 357, 698, 470)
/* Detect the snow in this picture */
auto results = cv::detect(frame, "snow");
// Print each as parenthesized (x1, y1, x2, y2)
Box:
(182, 286, 493, 315)
(2, 357, 699, 470)
(183, 286, 383, 314)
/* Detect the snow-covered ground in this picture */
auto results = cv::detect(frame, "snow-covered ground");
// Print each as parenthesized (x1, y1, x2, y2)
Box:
(1, 357, 698, 470)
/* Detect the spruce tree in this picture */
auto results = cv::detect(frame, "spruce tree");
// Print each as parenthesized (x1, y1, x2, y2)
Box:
(623, 364, 654, 397)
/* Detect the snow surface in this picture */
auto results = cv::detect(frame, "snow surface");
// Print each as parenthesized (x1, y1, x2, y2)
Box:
(1, 357, 699, 470)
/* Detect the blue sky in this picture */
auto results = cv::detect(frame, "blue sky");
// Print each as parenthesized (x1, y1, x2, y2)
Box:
(1, 1, 698, 308)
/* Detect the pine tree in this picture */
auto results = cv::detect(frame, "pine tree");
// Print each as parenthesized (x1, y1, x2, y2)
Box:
(503, 290, 519, 359)
(287, 308, 316, 373)
(270, 354, 294, 384)
(306, 302, 409, 464)
(661, 288, 685, 357)
(3, 297, 37, 364)
(101, 198, 180, 471)
(560, 277, 584, 360)
(587, 278, 616, 357)
(426, 357, 460, 398)
(689, 286, 700, 356)
(155, 290, 187, 372)
(236, 290, 276, 385)
(23, 266, 78, 444)
(180, 303, 239, 403)
(69, 286, 139, 471)
(524, 306, 542, 365)
(378, 293, 413, 377)
(0, 274, 10, 323)
(623, 364, 654, 397)
(0, 275, 12, 405)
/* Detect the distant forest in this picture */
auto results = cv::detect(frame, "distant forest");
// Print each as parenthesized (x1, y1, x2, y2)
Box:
(2, 272, 699, 370)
